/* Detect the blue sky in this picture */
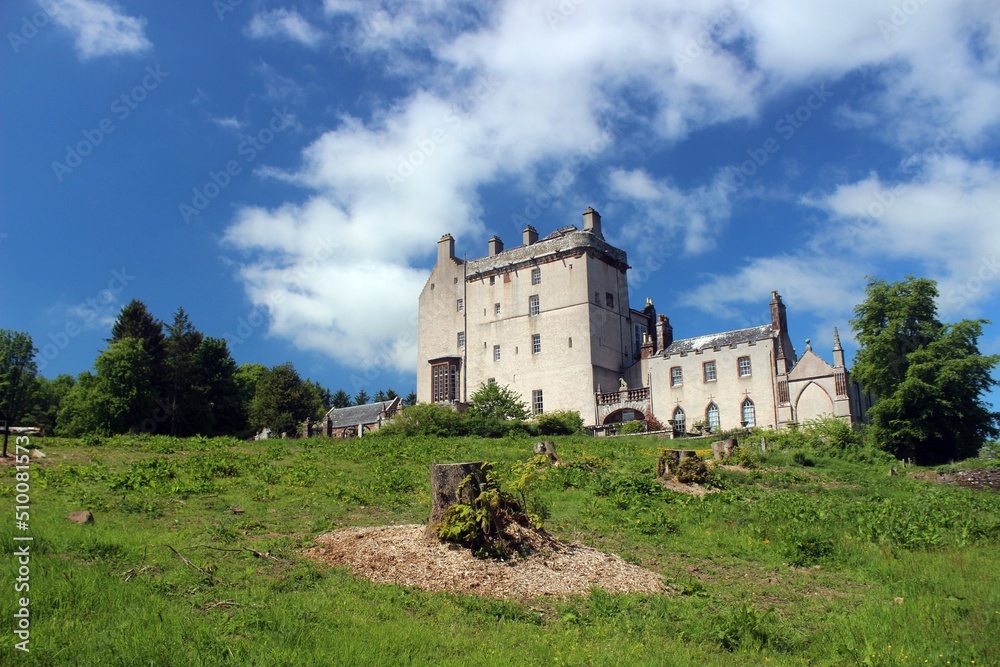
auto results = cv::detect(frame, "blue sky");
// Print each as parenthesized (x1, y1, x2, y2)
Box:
(2, 0, 999, 408)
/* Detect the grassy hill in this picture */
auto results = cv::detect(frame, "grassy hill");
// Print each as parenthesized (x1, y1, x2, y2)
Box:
(2, 430, 998, 666)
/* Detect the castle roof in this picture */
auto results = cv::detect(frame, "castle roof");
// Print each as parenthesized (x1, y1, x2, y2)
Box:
(465, 227, 628, 276)
(660, 324, 775, 357)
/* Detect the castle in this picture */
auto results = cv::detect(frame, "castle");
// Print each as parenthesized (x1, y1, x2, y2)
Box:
(417, 208, 872, 431)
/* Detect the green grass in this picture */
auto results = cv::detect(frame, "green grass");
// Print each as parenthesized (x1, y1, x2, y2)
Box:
(2, 432, 999, 666)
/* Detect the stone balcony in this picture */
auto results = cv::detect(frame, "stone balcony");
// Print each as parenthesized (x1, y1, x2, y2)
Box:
(595, 386, 652, 423)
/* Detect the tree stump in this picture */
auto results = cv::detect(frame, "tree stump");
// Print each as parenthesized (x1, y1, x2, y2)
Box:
(426, 462, 488, 538)
(532, 441, 559, 465)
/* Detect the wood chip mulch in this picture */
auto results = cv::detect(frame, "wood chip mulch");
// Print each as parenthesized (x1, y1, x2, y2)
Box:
(304, 524, 669, 599)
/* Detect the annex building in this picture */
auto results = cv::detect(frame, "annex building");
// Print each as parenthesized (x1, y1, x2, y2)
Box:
(417, 208, 872, 431)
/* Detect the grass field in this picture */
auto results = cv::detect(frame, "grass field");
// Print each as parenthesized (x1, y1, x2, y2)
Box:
(2, 432, 998, 666)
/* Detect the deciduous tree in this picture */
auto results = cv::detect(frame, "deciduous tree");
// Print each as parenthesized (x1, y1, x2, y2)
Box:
(851, 276, 1000, 464)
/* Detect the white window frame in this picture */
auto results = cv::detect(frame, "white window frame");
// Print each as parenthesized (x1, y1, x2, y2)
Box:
(532, 389, 543, 415)
(531, 333, 541, 354)
(529, 294, 539, 316)
(738, 356, 752, 377)
(742, 398, 756, 427)
(670, 366, 683, 386)
(457, 331, 465, 348)
(704, 361, 717, 382)
(531, 267, 541, 285)
(493, 345, 501, 362)
(457, 298, 464, 312)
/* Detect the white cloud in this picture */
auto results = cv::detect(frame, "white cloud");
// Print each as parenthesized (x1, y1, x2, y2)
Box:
(246, 8, 325, 48)
(227, 0, 1000, 372)
(39, 0, 151, 60)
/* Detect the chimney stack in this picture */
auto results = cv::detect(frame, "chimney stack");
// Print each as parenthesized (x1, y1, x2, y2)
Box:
(656, 314, 673, 351)
(522, 225, 538, 246)
(488, 235, 504, 256)
(437, 234, 455, 264)
(582, 207, 603, 239)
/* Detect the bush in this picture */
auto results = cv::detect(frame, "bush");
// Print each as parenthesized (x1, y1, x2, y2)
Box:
(535, 410, 583, 435)
(730, 445, 765, 469)
(790, 449, 815, 467)
(618, 420, 646, 435)
(676, 456, 710, 484)
(380, 403, 466, 437)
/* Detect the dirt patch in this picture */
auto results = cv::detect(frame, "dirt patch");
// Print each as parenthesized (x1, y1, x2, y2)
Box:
(659, 477, 718, 496)
(304, 524, 668, 599)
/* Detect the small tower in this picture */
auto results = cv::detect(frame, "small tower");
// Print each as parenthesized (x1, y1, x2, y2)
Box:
(832, 327, 846, 368)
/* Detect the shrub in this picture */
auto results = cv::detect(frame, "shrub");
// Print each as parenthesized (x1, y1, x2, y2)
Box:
(716, 603, 786, 652)
(618, 420, 646, 435)
(535, 410, 583, 435)
(676, 456, 710, 484)
(380, 403, 466, 437)
(790, 449, 815, 467)
(730, 445, 765, 469)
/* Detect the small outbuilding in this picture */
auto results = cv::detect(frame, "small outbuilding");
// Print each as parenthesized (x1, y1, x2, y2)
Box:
(302, 397, 402, 438)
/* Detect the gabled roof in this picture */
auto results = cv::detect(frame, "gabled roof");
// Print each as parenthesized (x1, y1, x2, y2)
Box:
(322, 397, 401, 428)
(660, 324, 775, 357)
(787, 348, 837, 380)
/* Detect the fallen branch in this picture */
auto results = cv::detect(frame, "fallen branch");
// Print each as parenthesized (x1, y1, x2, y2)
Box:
(243, 547, 282, 562)
(165, 544, 211, 576)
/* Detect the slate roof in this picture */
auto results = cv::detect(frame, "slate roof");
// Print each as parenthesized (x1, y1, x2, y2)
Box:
(659, 324, 775, 357)
(322, 397, 400, 428)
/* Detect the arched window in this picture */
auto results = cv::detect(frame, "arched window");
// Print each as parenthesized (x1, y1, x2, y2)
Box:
(672, 406, 686, 434)
(706, 403, 720, 430)
(741, 398, 755, 427)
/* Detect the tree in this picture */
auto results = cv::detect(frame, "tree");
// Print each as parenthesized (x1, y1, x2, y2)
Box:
(373, 389, 388, 403)
(21, 374, 76, 435)
(193, 337, 243, 436)
(403, 391, 417, 407)
(56, 372, 100, 437)
(249, 363, 320, 435)
(330, 389, 351, 409)
(468, 382, 529, 421)
(91, 338, 157, 434)
(0, 330, 38, 456)
(354, 389, 370, 405)
(110, 299, 165, 370)
(851, 276, 1000, 464)
(163, 308, 206, 436)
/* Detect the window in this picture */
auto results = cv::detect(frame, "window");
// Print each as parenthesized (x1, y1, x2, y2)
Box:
(529, 294, 539, 316)
(494, 302, 501, 315)
(531, 334, 541, 354)
(634, 323, 647, 353)
(568, 337, 573, 348)
(741, 398, 756, 427)
(703, 361, 717, 382)
(594, 292, 599, 303)
(738, 356, 752, 377)
(531, 267, 541, 285)
(431, 361, 458, 402)
(457, 332, 465, 348)
(606, 292, 614, 308)
(457, 298, 464, 312)
(493, 345, 501, 361)
(672, 407, 686, 433)
(532, 389, 544, 415)
(670, 366, 683, 386)
(487, 377, 496, 384)
(489, 276, 496, 285)
(706, 403, 720, 430)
